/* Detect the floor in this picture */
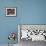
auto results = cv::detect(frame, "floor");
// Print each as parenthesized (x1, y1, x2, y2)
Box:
(19, 39, 46, 46)
(0, 40, 46, 46)
(0, 44, 18, 46)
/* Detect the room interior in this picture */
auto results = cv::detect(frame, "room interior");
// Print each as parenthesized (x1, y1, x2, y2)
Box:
(0, 0, 46, 46)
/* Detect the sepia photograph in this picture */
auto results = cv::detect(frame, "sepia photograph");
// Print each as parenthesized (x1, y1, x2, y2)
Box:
(6, 8, 16, 16)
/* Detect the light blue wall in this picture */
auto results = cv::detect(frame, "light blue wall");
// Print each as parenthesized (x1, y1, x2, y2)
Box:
(0, 0, 21, 44)
(0, 0, 46, 44)
(21, 0, 46, 24)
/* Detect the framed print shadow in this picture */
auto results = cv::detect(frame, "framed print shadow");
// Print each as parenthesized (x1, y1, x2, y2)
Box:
(6, 8, 16, 16)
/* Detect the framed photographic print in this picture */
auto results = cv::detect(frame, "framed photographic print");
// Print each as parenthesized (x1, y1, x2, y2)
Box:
(18, 24, 46, 42)
(6, 8, 16, 16)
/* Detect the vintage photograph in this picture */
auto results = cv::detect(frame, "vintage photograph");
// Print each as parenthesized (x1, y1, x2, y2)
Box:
(6, 8, 16, 16)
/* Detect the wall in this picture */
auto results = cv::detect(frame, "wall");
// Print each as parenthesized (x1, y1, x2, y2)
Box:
(21, 0, 46, 24)
(0, 0, 21, 44)
(0, 0, 46, 44)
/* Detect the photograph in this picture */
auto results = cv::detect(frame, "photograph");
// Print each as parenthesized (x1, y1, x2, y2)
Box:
(18, 25, 46, 46)
(6, 8, 16, 16)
